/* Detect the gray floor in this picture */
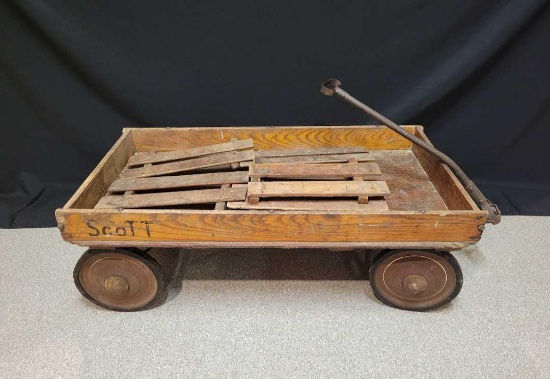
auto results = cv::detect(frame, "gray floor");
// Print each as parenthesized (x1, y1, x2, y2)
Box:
(0, 216, 549, 378)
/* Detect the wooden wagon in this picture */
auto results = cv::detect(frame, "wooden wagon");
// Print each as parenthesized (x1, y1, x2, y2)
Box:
(55, 124, 492, 312)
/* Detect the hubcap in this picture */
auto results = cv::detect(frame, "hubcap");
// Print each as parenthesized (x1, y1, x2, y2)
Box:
(104, 276, 129, 295)
(402, 274, 428, 294)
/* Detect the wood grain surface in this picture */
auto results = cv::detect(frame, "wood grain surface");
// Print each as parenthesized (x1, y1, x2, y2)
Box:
(127, 138, 254, 166)
(95, 187, 247, 209)
(249, 163, 381, 178)
(120, 150, 255, 178)
(257, 152, 374, 164)
(109, 171, 249, 192)
(56, 209, 486, 245)
(227, 199, 389, 212)
(128, 126, 415, 152)
(247, 181, 390, 199)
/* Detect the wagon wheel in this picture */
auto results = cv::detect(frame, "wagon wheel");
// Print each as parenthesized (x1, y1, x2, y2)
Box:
(369, 250, 463, 311)
(74, 248, 165, 311)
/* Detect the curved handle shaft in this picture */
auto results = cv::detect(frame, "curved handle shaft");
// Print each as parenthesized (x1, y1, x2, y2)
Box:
(320, 79, 501, 224)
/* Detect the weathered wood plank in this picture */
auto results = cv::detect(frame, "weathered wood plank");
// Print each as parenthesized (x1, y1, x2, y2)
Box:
(127, 139, 254, 166)
(120, 150, 255, 179)
(249, 163, 381, 178)
(215, 184, 231, 210)
(227, 199, 388, 212)
(367, 150, 448, 212)
(128, 126, 416, 152)
(258, 152, 374, 164)
(70, 240, 475, 250)
(109, 171, 249, 192)
(247, 181, 390, 199)
(95, 186, 247, 209)
(255, 146, 369, 158)
(56, 209, 487, 245)
(191, 161, 251, 173)
(349, 158, 368, 204)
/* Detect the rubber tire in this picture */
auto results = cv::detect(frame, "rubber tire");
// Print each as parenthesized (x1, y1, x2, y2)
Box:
(73, 248, 166, 312)
(369, 249, 463, 311)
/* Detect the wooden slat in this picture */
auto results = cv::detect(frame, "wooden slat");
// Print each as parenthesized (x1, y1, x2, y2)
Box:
(349, 158, 368, 204)
(255, 146, 368, 158)
(127, 139, 254, 166)
(247, 181, 390, 199)
(191, 161, 251, 173)
(249, 163, 381, 178)
(227, 199, 388, 212)
(258, 152, 374, 164)
(95, 186, 247, 209)
(120, 150, 255, 179)
(215, 184, 231, 210)
(109, 171, 249, 192)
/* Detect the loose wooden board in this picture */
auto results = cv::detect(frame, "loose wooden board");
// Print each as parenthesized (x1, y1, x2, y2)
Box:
(95, 186, 247, 209)
(247, 181, 390, 199)
(249, 163, 381, 179)
(127, 138, 254, 166)
(109, 171, 249, 192)
(120, 150, 255, 178)
(258, 152, 374, 164)
(227, 199, 389, 212)
(255, 146, 369, 158)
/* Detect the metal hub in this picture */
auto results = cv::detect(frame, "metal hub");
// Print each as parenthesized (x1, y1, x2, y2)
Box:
(402, 274, 428, 294)
(104, 276, 129, 295)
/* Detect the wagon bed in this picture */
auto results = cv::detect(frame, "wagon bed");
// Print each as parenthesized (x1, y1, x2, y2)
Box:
(55, 125, 487, 251)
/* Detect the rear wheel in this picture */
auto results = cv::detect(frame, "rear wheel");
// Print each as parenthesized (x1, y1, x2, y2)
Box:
(369, 249, 463, 311)
(74, 248, 165, 311)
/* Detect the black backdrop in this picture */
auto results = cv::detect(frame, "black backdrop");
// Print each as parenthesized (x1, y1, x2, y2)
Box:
(1, 0, 549, 227)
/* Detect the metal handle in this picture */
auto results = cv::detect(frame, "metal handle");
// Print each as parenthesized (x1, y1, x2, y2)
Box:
(320, 79, 501, 224)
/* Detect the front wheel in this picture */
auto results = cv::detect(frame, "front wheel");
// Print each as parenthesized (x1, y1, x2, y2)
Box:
(369, 250, 463, 311)
(74, 248, 166, 311)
